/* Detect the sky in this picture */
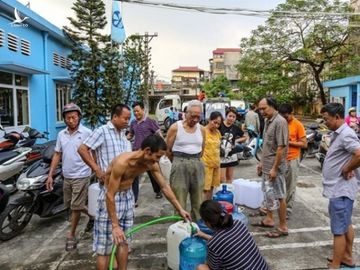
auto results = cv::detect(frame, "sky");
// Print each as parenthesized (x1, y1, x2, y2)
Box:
(17, 0, 286, 81)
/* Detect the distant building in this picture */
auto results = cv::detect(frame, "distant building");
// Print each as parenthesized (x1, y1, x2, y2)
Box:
(0, 0, 72, 139)
(209, 48, 241, 87)
(324, 75, 360, 115)
(171, 66, 205, 96)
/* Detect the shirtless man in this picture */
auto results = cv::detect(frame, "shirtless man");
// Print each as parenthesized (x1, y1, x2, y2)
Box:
(94, 134, 190, 270)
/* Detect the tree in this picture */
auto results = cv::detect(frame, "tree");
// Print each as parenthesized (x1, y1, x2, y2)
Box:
(238, 0, 359, 105)
(121, 35, 147, 104)
(203, 75, 233, 98)
(237, 46, 298, 104)
(102, 41, 125, 114)
(64, 0, 109, 128)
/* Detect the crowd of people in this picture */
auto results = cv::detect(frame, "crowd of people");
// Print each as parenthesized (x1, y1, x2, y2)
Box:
(45, 97, 360, 269)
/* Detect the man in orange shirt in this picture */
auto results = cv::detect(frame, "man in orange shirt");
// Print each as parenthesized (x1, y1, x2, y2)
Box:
(278, 104, 307, 218)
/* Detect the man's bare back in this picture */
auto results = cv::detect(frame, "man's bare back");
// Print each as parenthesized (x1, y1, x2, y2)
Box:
(105, 151, 159, 192)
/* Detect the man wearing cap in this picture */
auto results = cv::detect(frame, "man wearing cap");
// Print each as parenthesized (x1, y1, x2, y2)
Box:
(46, 103, 93, 251)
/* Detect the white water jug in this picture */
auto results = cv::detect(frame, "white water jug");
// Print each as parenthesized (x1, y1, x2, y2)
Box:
(233, 179, 264, 209)
(88, 183, 101, 217)
(167, 221, 199, 270)
(159, 155, 172, 181)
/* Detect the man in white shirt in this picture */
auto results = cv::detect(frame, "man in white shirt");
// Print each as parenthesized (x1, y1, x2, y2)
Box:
(46, 103, 92, 251)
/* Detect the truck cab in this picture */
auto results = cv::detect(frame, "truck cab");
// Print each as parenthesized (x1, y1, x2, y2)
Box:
(155, 95, 182, 130)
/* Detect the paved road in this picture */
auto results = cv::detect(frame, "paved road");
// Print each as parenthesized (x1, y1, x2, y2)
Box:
(1, 156, 360, 270)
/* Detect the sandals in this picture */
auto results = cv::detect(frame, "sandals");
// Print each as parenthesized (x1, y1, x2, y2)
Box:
(251, 220, 275, 228)
(65, 237, 78, 251)
(327, 257, 356, 268)
(265, 229, 289, 238)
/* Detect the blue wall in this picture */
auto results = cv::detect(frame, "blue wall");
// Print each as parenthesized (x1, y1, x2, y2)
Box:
(0, 0, 72, 139)
(324, 76, 360, 116)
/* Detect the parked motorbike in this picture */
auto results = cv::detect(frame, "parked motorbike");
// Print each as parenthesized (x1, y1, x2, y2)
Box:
(237, 128, 263, 161)
(221, 128, 263, 162)
(0, 184, 10, 214)
(0, 127, 50, 193)
(0, 143, 66, 241)
(315, 132, 331, 168)
(300, 123, 324, 161)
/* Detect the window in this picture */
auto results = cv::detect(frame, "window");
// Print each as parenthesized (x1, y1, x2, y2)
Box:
(20, 39, 30, 56)
(16, 89, 29, 125)
(56, 83, 71, 121)
(7, 33, 18, 52)
(0, 71, 12, 85)
(53, 53, 60, 66)
(0, 29, 4, 47)
(159, 99, 173, 109)
(0, 71, 29, 127)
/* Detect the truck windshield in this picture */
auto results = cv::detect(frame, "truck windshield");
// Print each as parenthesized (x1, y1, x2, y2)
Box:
(159, 99, 173, 109)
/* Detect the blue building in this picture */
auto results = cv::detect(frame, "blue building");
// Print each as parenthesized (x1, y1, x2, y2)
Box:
(323, 75, 360, 115)
(0, 0, 72, 139)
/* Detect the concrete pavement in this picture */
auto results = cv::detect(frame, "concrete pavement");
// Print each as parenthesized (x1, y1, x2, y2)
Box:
(1, 156, 360, 269)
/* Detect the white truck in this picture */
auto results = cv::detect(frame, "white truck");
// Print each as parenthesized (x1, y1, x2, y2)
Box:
(155, 95, 182, 130)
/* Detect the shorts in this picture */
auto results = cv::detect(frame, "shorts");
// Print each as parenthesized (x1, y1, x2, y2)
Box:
(261, 172, 286, 211)
(329, 196, 353, 235)
(63, 176, 90, 210)
(93, 187, 134, 255)
(203, 166, 220, 191)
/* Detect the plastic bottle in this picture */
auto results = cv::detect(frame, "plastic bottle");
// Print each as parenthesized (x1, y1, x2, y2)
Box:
(179, 236, 207, 270)
(263, 181, 279, 211)
(196, 219, 214, 235)
(232, 205, 249, 226)
(213, 185, 234, 204)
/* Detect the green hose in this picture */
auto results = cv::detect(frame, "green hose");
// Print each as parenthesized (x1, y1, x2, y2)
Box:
(109, 215, 183, 270)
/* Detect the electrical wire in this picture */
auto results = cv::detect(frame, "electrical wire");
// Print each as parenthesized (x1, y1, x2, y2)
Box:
(117, 0, 360, 19)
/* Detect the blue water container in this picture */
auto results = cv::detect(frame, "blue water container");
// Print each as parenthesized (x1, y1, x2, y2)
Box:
(179, 236, 207, 270)
(232, 206, 249, 227)
(197, 219, 214, 235)
(213, 185, 234, 204)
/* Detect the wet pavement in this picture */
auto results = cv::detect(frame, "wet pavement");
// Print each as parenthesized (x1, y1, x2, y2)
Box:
(1, 156, 360, 269)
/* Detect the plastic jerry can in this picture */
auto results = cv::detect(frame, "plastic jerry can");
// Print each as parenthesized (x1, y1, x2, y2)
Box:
(167, 221, 199, 270)
(213, 184, 234, 204)
(88, 182, 101, 217)
(159, 155, 172, 181)
(179, 236, 207, 270)
(233, 179, 264, 209)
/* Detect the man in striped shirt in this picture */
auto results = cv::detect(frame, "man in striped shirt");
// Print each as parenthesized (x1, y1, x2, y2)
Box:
(78, 104, 132, 270)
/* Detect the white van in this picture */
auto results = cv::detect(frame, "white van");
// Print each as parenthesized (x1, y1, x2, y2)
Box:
(155, 95, 181, 130)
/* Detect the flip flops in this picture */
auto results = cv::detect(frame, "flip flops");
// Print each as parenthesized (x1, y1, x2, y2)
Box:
(65, 237, 78, 251)
(326, 257, 356, 268)
(251, 220, 275, 228)
(265, 229, 289, 238)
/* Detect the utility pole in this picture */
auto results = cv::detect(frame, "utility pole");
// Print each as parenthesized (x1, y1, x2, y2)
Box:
(137, 32, 158, 114)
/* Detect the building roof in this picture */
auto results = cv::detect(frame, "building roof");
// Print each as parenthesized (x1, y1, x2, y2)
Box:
(172, 66, 204, 72)
(323, 75, 360, 88)
(212, 48, 241, 55)
(1, 0, 70, 45)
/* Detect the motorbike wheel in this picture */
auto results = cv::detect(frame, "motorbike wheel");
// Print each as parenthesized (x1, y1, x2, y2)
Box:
(164, 118, 172, 131)
(255, 145, 263, 162)
(300, 148, 307, 162)
(0, 202, 33, 241)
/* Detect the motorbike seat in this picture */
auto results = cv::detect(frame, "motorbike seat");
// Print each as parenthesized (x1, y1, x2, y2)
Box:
(0, 151, 19, 165)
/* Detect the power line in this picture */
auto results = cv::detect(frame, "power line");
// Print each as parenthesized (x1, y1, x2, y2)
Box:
(118, 0, 360, 19)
